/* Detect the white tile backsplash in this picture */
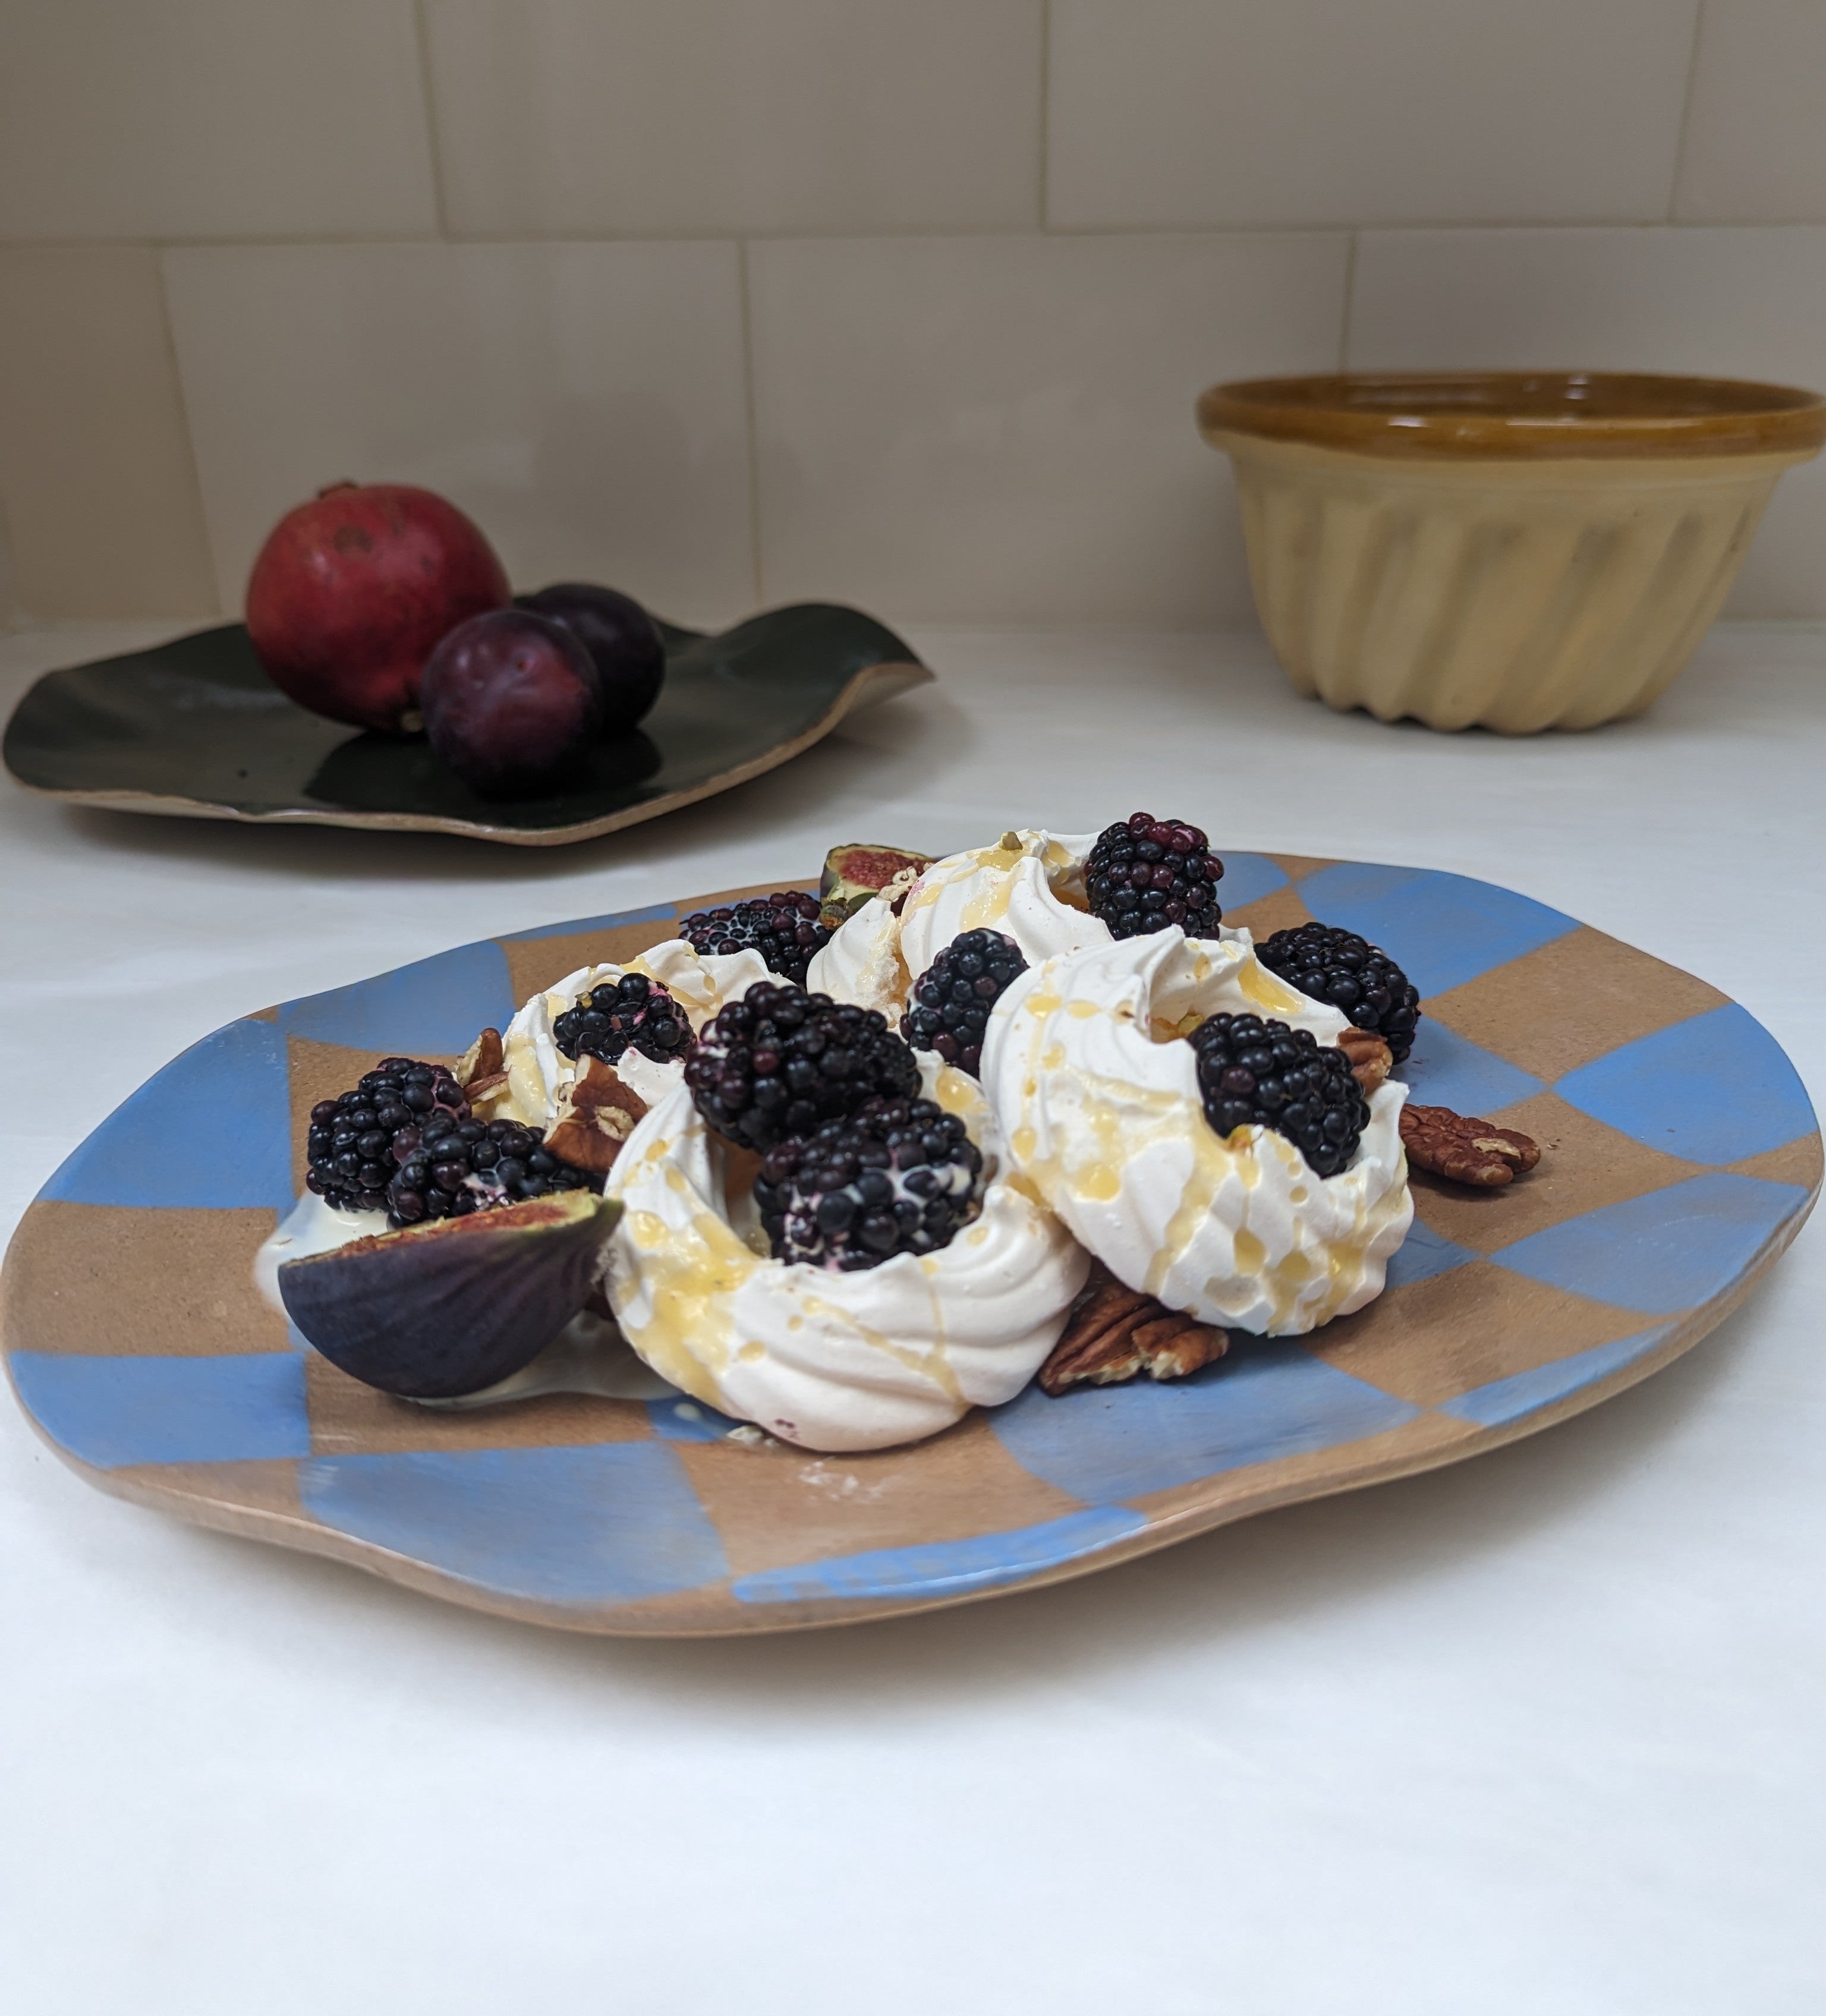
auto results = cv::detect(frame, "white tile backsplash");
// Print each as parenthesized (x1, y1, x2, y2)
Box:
(0, 249, 218, 618)
(1676, 0, 1826, 223)
(748, 232, 1349, 620)
(421, 0, 1043, 237)
(0, 0, 437, 242)
(4, 3, 1826, 622)
(1047, 0, 1699, 230)
(162, 242, 755, 626)
(1348, 226, 1826, 616)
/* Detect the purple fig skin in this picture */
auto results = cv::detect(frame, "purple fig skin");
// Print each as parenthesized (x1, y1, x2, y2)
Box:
(515, 582, 666, 735)
(278, 1192, 621, 1399)
(420, 608, 603, 798)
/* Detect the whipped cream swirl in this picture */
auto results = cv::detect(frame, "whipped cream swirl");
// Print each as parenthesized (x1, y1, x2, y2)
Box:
(810, 828, 1110, 1019)
(983, 930, 1412, 1337)
(497, 939, 779, 1126)
(602, 1058, 1089, 1451)
(804, 897, 908, 1023)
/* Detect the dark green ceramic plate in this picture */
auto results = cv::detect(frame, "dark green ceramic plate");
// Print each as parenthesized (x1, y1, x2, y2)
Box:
(2, 604, 931, 845)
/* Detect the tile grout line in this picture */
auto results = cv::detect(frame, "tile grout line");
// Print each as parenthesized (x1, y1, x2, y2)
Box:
(1337, 231, 1359, 371)
(150, 247, 227, 618)
(409, 0, 452, 239)
(1037, 0, 1052, 231)
(4, 220, 1820, 256)
(736, 240, 765, 607)
(0, 492, 20, 628)
(1668, 0, 1709, 223)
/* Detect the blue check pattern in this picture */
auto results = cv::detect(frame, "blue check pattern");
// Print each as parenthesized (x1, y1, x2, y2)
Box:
(4, 857, 1817, 1632)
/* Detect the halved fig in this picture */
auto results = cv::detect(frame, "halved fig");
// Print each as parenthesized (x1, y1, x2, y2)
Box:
(279, 1192, 621, 1400)
(817, 843, 933, 928)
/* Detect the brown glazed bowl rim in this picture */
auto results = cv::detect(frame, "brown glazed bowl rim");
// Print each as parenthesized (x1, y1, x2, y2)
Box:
(1198, 370, 1826, 461)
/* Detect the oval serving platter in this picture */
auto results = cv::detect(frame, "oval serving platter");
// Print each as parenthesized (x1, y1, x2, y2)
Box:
(1, 603, 930, 846)
(2, 856, 1817, 1636)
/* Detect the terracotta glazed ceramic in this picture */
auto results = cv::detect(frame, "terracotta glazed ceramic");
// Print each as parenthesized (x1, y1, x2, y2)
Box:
(4, 857, 1816, 1636)
(1199, 371, 1826, 734)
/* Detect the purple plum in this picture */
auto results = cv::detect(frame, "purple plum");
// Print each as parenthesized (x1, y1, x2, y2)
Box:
(420, 609, 602, 797)
(515, 582, 665, 735)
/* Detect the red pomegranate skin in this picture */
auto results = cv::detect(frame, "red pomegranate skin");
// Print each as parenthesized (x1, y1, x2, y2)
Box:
(245, 482, 511, 732)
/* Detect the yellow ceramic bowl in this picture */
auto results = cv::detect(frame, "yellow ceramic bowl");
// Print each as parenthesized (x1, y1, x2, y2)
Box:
(1198, 371, 1826, 733)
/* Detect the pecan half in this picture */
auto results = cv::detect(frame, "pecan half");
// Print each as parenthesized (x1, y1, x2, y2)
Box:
(455, 1025, 505, 1091)
(1039, 1262, 1229, 1396)
(715, 1137, 766, 1204)
(464, 1070, 512, 1115)
(1335, 1027, 1393, 1094)
(544, 1056, 650, 1175)
(1400, 1102, 1541, 1187)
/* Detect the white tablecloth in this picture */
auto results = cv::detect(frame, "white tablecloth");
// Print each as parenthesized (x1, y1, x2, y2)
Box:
(4, 619, 1822, 2014)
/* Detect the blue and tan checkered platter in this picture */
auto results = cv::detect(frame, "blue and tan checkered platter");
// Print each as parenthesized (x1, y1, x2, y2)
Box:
(4, 854, 1818, 1634)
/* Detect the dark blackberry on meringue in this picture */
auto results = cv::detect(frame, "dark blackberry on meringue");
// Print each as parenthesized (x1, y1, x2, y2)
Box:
(305, 1058, 467, 1215)
(685, 981, 922, 1152)
(305, 1057, 600, 1227)
(902, 928, 1028, 1076)
(1187, 1012, 1368, 1179)
(1257, 922, 1421, 1064)
(754, 1096, 984, 1271)
(385, 1114, 598, 1230)
(1085, 813, 1224, 939)
(678, 891, 830, 985)
(552, 971, 691, 1067)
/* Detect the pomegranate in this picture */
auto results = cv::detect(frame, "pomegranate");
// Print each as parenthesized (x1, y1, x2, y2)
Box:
(245, 482, 511, 732)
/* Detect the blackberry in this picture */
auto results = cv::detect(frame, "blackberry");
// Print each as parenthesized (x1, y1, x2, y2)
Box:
(902, 929, 1028, 1076)
(685, 981, 921, 1153)
(385, 1113, 597, 1230)
(1256, 922, 1421, 1064)
(1085, 812, 1224, 939)
(552, 971, 691, 1068)
(1187, 1013, 1368, 1179)
(678, 891, 830, 985)
(305, 1056, 599, 1228)
(754, 1097, 984, 1271)
(305, 1058, 467, 1215)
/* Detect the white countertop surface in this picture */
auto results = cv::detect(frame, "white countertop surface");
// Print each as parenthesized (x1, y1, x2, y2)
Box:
(3, 618, 1823, 2015)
